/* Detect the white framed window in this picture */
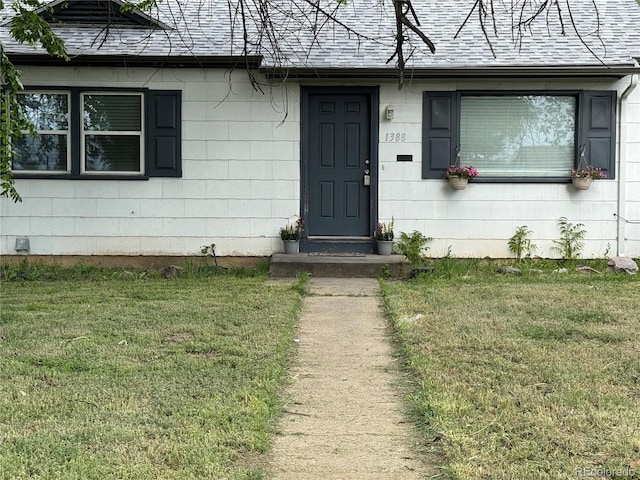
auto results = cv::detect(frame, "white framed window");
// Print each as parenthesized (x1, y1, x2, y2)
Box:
(80, 92, 144, 174)
(13, 88, 181, 179)
(422, 90, 615, 181)
(14, 92, 71, 173)
(459, 95, 576, 178)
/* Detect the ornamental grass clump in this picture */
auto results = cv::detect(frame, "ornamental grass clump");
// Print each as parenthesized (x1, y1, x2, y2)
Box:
(445, 164, 479, 179)
(280, 216, 303, 240)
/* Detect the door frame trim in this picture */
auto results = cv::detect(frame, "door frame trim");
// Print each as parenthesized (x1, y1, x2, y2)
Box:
(300, 86, 380, 253)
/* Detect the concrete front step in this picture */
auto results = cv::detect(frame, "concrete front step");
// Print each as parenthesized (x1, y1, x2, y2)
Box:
(269, 253, 408, 278)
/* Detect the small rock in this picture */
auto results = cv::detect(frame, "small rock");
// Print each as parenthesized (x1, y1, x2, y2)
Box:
(498, 266, 521, 275)
(162, 265, 183, 278)
(576, 266, 601, 274)
(607, 256, 638, 274)
(399, 313, 424, 324)
(553, 268, 568, 274)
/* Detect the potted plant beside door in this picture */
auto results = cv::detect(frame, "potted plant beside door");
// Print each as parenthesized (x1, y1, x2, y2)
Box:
(375, 219, 394, 255)
(280, 216, 304, 254)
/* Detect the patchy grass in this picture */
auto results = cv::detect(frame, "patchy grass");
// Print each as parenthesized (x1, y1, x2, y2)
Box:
(413, 256, 617, 280)
(0, 257, 271, 282)
(382, 270, 640, 479)
(0, 270, 302, 479)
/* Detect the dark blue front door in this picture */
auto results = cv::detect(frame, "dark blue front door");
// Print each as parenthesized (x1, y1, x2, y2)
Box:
(305, 92, 372, 237)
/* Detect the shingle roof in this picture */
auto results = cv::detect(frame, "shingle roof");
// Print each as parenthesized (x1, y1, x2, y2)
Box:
(2, 0, 640, 73)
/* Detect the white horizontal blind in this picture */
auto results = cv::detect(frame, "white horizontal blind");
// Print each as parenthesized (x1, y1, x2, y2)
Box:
(460, 95, 576, 177)
(81, 93, 143, 174)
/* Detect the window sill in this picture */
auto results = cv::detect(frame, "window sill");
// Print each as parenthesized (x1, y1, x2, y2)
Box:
(471, 177, 573, 184)
(14, 173, 150, 181)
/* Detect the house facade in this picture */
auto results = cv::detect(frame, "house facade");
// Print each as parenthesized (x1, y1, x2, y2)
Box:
(1, 0, 640, 259)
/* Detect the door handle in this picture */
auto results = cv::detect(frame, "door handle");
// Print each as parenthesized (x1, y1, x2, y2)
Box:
(363, 169, 371, 186)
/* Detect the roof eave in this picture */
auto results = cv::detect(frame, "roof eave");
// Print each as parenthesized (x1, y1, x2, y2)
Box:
(7, 55, 639, 78)
(7, 54, 263, 69)
(264, 65, 640, 80)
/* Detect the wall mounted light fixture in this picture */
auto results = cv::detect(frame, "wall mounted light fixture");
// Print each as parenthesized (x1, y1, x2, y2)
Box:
(385, 105, 394, 120)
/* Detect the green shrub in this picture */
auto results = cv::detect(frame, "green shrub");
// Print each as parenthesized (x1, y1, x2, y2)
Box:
(552, 217, 586, 261)
(395, 231, 433, 266)
(508, 225, 537, 262)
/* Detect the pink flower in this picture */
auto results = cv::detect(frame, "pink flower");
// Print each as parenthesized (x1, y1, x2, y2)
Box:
(445, 165, 479, 179)
(571, 166, 606, 179)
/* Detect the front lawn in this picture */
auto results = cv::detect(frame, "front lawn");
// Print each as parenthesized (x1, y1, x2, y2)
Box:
(0, 268, 302, 479)
(382, 267, 640, 479)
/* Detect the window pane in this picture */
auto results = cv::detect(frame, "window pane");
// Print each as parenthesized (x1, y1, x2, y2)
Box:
(18, 93, 68, 130)
(13, 134, 68, 171)
(85, 135, 141, 172)
(84, 95, 142, 131)
(460, 96, 576, 177)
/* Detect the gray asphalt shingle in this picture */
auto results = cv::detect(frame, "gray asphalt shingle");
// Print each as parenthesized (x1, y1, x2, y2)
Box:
(2, 0, 639, 70)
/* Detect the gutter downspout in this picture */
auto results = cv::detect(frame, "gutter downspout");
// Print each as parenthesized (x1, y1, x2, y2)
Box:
(617, 73, 638, 256)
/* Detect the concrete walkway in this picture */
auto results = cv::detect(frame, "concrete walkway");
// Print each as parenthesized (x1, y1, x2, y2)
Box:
(267, 278, 432, 479)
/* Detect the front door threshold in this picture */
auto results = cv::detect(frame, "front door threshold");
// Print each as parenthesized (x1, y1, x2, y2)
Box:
(301, 237, 375, 254)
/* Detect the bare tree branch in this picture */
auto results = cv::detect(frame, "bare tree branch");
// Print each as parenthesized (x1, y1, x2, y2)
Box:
(455, 0, 496, 57)
(385, 0, 435, 88)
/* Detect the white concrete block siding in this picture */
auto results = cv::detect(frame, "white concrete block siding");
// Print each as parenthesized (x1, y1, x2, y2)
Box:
(377, 78, 640, 258)
(50, 237, 97, 255)
(623, 82, 640, 255)
(0, 67, 638, 258)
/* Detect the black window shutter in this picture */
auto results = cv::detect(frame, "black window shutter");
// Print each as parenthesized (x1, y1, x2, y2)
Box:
(146, 90, 182, 177)
(422, 92, 458, 179)
(579, 91, 616, 179)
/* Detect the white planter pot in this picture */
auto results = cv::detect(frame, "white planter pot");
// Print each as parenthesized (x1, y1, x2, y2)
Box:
(377, 240, 393, 255)
(572, 177, 592, 190)
(283, 240, 300, 254)
(448, 176, 468, 190)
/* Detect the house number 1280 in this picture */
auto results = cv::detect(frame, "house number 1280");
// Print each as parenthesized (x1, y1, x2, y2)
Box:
(385, 132, 406, 142)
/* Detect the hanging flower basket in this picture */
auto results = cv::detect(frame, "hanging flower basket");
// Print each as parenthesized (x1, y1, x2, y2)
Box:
(447, 176, 469, 190)
(571, 176, 593, 190)
(445, 164, 478, 191)
(570, 146, 607, 190)
(570, 167, 605, 190)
